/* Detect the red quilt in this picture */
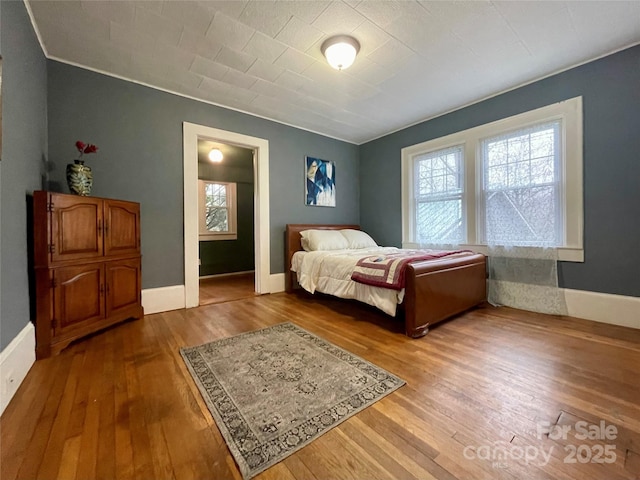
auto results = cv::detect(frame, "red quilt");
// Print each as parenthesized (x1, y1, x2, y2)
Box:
(351, 249, 471, 290)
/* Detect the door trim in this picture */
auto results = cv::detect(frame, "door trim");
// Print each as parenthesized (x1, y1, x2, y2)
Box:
(183, 122, 270, 308)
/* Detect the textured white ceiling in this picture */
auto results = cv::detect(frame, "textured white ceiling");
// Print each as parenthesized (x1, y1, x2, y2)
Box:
(26, 0, 640, 144)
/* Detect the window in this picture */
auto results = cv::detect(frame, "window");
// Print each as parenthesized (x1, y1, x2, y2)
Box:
(414, 145, 465, 244)
(480, 121, 561, 246)
(402, 97, 583, 261)
(199, 180, 237, 240)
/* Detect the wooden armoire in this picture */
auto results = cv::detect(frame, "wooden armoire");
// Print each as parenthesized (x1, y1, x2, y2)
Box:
(33, 191, 143, 358)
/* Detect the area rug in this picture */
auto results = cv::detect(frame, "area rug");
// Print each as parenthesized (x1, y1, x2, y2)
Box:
(180, 322, 405, 479)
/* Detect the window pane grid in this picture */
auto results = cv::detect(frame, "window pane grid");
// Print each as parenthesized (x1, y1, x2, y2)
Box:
(205, 183, 227, 207)
(484, 122, 559, 191)
(416, 147, 463, 196)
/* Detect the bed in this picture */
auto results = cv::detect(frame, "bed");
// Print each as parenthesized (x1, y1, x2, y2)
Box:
(285, 224, 487, 338)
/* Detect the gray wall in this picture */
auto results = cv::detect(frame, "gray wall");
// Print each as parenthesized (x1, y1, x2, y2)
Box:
(198, 148, 254, 276)
(47, 61, 360, 288)
(360, 45, 640, 298)
(0, 1, 48, 350)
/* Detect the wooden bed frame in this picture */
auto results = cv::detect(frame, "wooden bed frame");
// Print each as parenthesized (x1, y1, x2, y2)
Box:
(285, 224, 487, 338)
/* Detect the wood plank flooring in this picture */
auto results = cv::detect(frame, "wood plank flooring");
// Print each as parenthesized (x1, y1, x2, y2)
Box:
(2, 291, 640, 480)
(199, 273, 257, 306)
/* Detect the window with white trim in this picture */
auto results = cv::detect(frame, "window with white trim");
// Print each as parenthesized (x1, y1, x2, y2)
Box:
(401, 97, 583, 261)
(480, 121, 562, 246)
(414, 145, 465, 244)
(199, 180, 237, 241)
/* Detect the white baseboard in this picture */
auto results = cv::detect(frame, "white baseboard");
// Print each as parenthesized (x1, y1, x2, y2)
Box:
(199, 270, 254, 280)
(141, 285, 186, 314)
(0, 322, 36, 415)
(564, 289, 640, 329)
(270, 273, 285, 294)
(141, 281, 638, 329)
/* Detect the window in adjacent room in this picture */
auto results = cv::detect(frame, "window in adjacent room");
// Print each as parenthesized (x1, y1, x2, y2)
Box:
(199, 180, 237, 240)
(401, 96, 583, 261)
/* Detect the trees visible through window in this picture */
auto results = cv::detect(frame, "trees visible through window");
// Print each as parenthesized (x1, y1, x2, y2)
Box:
(414, 145, 464, 244)
(480, 121, 561, 246)
(205, 182, 229, 232)
(199, 180, 237, 240)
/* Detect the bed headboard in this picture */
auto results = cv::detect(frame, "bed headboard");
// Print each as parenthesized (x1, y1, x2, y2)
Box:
(284, 224, 360, 293)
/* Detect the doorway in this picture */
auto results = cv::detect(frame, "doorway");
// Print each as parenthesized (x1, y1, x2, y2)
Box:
(183, 123, 270, 308)
(196, 139, 257, 305)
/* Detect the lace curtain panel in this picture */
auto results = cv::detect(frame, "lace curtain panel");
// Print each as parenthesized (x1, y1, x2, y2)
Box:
(486, 246, 567, 315)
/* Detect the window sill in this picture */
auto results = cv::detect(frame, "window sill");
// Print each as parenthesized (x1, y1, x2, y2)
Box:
(402, 242, 584, 262)
(200, 233, 238, 241)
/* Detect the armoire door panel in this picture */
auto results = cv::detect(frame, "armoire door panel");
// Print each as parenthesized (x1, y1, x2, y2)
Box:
(104, 200, 140, 256)
(51, 194, 103, 262)
(106, 258, 141, 316)
(53, 264, 105, 334)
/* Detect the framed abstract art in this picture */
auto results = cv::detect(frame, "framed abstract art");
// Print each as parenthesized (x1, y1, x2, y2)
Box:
(305, 156, 336, 207)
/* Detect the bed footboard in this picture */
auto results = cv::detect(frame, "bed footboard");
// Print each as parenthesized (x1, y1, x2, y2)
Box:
(403, 254, 487, 337)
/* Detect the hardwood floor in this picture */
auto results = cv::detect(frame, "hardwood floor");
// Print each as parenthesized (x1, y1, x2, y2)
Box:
(199, 272, 257, 306)
(2, 291, 639, 480)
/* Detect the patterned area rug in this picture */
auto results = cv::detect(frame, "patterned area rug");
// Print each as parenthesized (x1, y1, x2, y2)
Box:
(181, 322, 405, 479)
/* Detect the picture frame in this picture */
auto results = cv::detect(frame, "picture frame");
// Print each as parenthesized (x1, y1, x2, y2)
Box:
(305, 156, 336, 207)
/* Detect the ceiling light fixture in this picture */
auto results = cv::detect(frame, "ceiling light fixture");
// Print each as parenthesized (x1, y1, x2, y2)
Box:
(208, 148, 223, 162)
(321, 35, 360, 71)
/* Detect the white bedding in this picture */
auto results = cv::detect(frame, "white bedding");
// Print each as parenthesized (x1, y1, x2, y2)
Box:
(291, 247, 405, 316)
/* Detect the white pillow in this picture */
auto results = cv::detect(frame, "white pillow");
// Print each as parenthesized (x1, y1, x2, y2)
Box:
(300, 229, 349, 251)
(340, 229, 378, 249)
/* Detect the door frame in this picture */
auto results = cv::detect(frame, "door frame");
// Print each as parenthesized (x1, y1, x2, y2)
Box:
(183, 122, 270, 308)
